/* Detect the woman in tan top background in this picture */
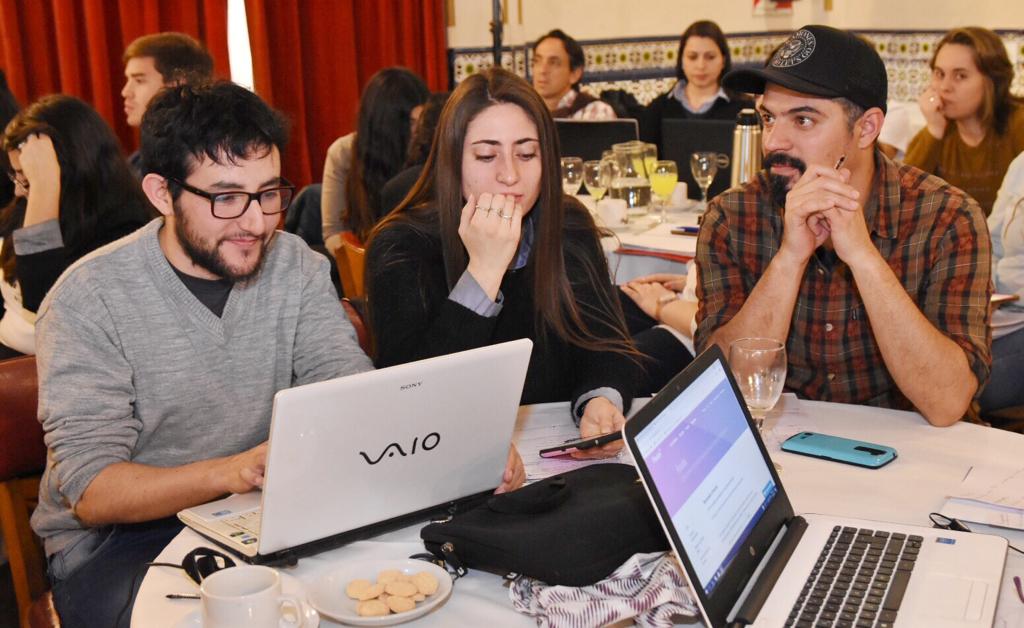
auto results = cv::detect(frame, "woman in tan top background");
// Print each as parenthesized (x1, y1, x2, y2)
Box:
(904, 26, 1024, 215)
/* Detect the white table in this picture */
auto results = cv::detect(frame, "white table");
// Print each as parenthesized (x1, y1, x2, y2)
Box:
(132, 400, 1024, 627)
(599, 205, 700, 283)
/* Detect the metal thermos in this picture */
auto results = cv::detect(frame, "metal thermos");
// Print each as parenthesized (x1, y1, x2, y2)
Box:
(731, 108, 762, 188)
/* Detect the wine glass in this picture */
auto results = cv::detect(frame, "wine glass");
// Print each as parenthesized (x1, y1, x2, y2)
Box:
(649, 160, 678, 224)
(583, 160, 606, 201)
(642, 143, 658, 178)
(728, 337, 786, 433)
(690, 152, 727, 212)
(560, 157, 583, 196)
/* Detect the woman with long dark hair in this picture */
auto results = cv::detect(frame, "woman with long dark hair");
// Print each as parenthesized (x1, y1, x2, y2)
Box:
(641, 20, 752, 147)
(0, 95, 153, 358)
(905, 27, 1024, 214)
(367, 68, 638, 455)
(321, 67, 429, 250)
(0, 70, 19, 210)
(379, 91, 451, 216)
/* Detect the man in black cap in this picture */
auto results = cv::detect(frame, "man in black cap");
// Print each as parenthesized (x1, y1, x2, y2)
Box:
(694, 25, 991, 426)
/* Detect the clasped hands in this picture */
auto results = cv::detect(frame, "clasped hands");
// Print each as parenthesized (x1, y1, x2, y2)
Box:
(621, 273, 687, 321)
(780, 165, 873, 268)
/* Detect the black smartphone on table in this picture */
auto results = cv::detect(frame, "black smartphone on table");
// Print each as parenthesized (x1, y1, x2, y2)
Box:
(539, 432, 623, 458)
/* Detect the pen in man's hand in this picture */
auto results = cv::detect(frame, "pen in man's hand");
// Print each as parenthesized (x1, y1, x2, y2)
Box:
(834, 155, 847, 170)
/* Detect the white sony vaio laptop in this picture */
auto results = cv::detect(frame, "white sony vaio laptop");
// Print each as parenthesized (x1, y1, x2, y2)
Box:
(623, 345, 1007, 628)
(178, 339, 533, 565)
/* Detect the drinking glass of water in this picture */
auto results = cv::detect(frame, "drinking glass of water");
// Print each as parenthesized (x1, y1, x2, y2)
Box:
(690, 152, 729, 212)
(649, 160, 678, 224)
(561, 157, 583, 196)
(728, 337, 786, 433)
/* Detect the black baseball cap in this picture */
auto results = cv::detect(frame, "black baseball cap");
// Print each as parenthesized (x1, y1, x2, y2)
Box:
(723, 25, 887, 113)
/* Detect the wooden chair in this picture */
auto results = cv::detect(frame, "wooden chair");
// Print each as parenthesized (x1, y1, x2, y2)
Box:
(333, 232, 367, 300)
(982, 406, 1024, 434)
(0, 355, 51, 626)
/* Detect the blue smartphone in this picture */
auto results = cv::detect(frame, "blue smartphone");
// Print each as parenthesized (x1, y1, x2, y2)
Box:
(781, 432, 897, 469)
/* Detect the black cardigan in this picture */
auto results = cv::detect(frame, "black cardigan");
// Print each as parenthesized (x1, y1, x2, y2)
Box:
(367, 210, 636, 410)
(15, 214, 150, 312)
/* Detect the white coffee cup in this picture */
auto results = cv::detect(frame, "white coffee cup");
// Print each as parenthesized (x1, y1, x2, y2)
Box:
(597, 198, 628, 227)
(669, 182, 688, 207)
(201, 565, 304, 628)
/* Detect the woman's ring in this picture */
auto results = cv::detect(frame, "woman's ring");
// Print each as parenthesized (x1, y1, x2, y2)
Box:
(17, 141, 26, 150)
(499, 212, 514, 220)
(476, 205, 488, 212)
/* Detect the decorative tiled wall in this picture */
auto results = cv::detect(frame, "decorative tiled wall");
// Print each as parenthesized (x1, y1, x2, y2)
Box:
(449, 29, 1024, 105)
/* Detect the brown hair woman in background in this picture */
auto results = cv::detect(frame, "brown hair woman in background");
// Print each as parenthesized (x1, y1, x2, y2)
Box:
(905, 26, 1024, 214)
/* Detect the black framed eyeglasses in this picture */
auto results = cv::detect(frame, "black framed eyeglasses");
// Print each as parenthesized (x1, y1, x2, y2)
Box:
(167, 177, 295, 219)
(928, 512, 972, 533)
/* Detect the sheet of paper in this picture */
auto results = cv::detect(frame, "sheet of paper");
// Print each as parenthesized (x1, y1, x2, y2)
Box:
(515, 402, 640, 481)
(952, 465, 1024, 510)
(616, 220, 698, 256)
(941, 497, 1024, 531)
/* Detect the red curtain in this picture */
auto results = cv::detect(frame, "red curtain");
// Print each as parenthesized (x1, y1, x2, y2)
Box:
(0, 0, 229, 153)
(245, 0, 448, 189)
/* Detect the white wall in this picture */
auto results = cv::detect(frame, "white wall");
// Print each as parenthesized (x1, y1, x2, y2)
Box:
(447, 0, 1024, 48)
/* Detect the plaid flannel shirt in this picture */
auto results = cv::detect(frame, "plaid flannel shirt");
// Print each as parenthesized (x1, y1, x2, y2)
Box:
(695, 151, 992, 410)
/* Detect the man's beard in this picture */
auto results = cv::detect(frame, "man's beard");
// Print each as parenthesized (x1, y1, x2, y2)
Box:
(763, 152, 807, 208)
(174, 205, 270, 283)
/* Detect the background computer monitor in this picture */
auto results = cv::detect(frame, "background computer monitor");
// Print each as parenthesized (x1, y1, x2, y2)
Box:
(661, 119, 736, 200)
(556, 118, 639, 162)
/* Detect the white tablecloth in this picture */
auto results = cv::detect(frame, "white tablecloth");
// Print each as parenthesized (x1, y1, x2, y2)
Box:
(602, 209, 699, 283)
(132, 400, 1024, 627)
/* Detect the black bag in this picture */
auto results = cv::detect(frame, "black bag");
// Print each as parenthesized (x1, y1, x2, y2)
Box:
(420, 463, 668, 586)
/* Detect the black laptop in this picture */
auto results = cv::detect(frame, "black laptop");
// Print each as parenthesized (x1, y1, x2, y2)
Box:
(660, 118, 736, 200)
(555, 118, 639, 161)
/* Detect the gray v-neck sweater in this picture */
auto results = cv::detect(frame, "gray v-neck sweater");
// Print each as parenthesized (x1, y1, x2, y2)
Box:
(31, 219, 373, 559)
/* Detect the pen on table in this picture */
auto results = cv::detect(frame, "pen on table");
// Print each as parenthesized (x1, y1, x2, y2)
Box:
(962, 465, 973, 482)
(834, 155, 847, 170)
(166, 593, 200, 600)
(672, 225, 700, 236)
(1014, 575, 1024, 603)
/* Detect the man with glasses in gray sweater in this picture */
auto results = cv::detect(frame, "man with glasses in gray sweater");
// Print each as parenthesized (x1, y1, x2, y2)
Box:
(29, 82, 374, 627)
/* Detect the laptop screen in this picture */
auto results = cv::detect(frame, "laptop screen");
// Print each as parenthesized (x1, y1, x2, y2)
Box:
(633, 358, 778, 595)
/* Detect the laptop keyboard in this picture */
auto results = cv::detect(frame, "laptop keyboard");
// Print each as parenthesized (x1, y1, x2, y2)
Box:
(785, 526, 920, 628)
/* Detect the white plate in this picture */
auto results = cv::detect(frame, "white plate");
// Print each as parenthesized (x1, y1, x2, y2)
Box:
(173, 571, 320, 627)
(308, 559, 452, 626)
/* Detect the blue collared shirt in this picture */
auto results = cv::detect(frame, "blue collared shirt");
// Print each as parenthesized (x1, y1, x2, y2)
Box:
(670, 81, 730, 115)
